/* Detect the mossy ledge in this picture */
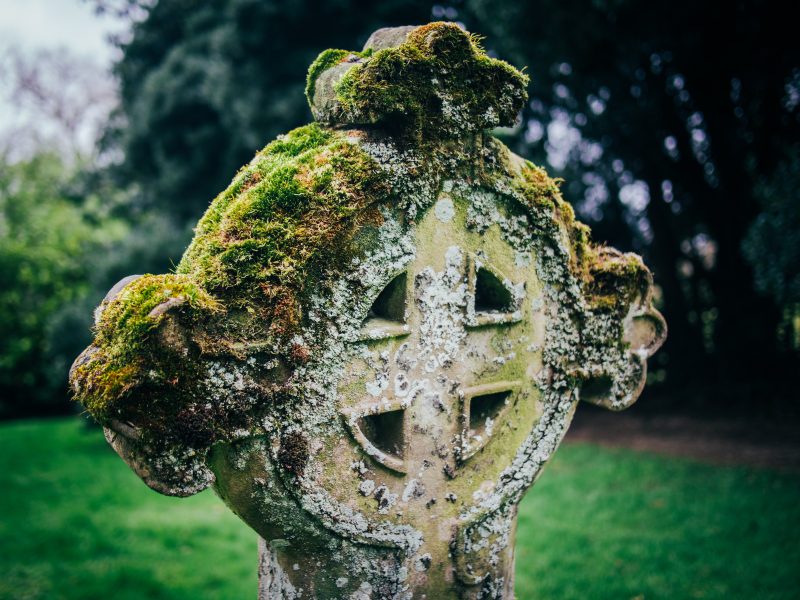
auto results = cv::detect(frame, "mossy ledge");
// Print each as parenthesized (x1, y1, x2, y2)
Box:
(308, 22, 529, 138)
(585, 247, 653, 314)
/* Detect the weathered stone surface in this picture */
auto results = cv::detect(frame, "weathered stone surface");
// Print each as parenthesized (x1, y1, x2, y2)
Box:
(363, 26, 416, 51)
(70, 22, 666, 599)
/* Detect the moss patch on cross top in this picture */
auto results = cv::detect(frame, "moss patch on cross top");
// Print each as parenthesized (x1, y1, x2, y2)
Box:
(177, 123, 391, 330)
(307, 22, 529, 138)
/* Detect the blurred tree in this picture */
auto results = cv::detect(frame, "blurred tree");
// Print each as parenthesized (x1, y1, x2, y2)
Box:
(743, 145, 800, 350)
(0, 154, 127, 418)
(0, 45, 116, 162)
(0, 39, 185, 418)
(459, 0, 800, 400)
(106, 0, 432, 222)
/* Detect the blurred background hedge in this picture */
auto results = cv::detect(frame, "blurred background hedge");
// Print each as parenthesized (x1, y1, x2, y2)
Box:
(1, 0, 798, 419)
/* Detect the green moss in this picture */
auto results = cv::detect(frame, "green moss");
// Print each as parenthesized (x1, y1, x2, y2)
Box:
(261, 122, 335, 158)
(73, 274, 221, 419)
(511, 161, 594, 274)
(586, 248, 651, 314)
(510, 154, 651, 313)
(72, 123, 392, 423)
(178, 123, 390, 332)
(306, 49, 350, 103)
(514, 162, 563, 213)
(569, 221, 592, 279)
(503, 153, 651, 314)
(305, 48, 372, 105)
(193, 124, 336, 233)
(313, 22, 528, 138)
(95, 274, 220, 349)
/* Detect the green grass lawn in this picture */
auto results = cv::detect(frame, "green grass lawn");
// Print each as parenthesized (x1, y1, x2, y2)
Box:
(1, 418, 798, 599)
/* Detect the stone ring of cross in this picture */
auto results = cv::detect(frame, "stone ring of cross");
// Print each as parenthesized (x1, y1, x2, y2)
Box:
(70, 23, 666, 600)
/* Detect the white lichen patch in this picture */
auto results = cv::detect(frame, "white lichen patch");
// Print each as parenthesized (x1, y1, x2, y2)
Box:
(415, 246, 468, 373)
(434, 196, 456, 223)
(359, 479, 376, 496)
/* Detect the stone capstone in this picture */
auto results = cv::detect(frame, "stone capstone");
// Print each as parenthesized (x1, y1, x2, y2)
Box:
(307, 22, 529, 137)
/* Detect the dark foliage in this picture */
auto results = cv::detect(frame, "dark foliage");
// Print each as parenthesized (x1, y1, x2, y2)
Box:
(458, 0, 800, 404)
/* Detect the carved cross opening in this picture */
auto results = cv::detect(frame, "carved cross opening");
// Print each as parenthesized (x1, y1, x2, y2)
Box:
(341, 250, 525, 476)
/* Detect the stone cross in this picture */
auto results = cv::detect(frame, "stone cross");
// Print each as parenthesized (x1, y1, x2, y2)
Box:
(70, 23, 666, 599)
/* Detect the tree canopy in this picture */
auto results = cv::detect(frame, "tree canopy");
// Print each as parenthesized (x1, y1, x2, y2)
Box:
(0, 154, 127, 417)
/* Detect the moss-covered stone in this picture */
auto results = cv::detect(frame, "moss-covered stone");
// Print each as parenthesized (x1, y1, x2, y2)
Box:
(586, 247, 652, 314)
(69, 23, 666, 599)
(72, 273, 220, 420)
(309, 22, 529, 138)
(305, 48, 369, 104)
(178, 123, 390, 326)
